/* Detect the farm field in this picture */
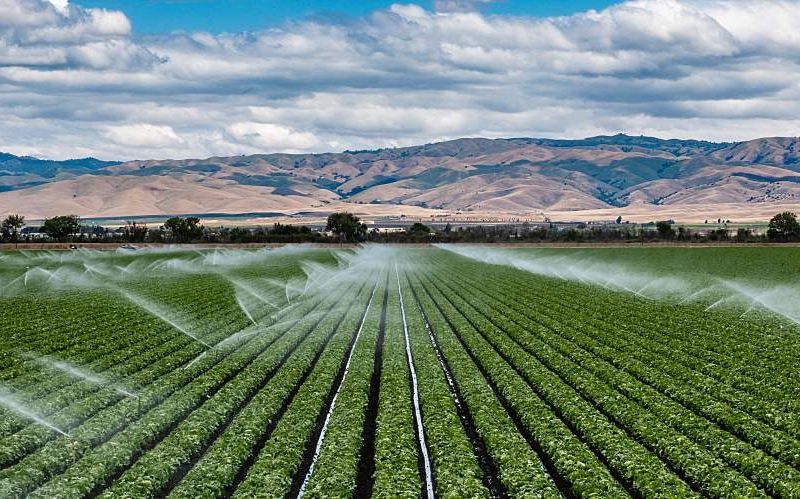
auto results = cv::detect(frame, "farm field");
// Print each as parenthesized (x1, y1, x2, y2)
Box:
(0, 245, 799, 498)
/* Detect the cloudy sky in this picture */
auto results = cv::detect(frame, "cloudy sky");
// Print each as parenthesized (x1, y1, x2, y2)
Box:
(2, 0, 800, 160)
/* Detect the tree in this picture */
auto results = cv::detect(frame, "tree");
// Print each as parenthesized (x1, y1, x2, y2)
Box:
(407, 222, 431, 235)
(736, 227, 752, 243)
(228, 227, 250, 243)
(767, 211, 800, 241)
(326, 212, 367, 242)
(123, 221, 148, 243)
(162, 217, 204, 243)
(42, 215, 81, 241)
(655, 220, 674, 239)
(272, 223, 311, 236)
(1, 214, 25, 243)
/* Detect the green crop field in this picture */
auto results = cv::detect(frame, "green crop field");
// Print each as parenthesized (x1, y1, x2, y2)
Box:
(1, 245, 799, 498)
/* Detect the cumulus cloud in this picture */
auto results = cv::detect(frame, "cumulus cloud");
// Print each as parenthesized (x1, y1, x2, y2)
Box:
(104, 124, 181, 148)
(225, 122, 323, 152)
(1, 0, 800, 160)
(0, 0, 156, 69)
(46, 0, 68, 13)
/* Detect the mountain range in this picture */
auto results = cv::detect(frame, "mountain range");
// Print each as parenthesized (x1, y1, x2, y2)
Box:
(2, 134, 800, 223)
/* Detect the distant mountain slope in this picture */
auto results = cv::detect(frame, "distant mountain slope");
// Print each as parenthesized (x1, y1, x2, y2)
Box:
(0, 154, 118, 193)
(3, 134, 800, 221)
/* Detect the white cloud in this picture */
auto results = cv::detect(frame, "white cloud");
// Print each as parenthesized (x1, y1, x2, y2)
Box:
(225, 122, 323, 153)
(2, 0, 800, 160)
(46, 0, 68, 13)
(104, 124, 181, 148)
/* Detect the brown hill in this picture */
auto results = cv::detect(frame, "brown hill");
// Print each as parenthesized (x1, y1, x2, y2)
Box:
(3, 134, 800, 222)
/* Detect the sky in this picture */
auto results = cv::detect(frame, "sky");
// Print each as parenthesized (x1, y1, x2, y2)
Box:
(1, 0, 800, 160)
(74, 1, 619, 34)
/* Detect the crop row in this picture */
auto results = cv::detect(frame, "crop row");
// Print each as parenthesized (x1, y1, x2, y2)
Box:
(523, 275, 800, 417)
(166, 284, 376, 498)
(0, 277, 235, 389)
(437, 266, 800, 497)
(0, 285, 279, 467)
(517, 265, 800, 408)
(0, 279, 336, 498)
(408, 272, 567, 497)
(0, 250, 313, 378)
(466, 269, 800, 463)
(454, 257, 800, 446)
(92, 280, 370, 498)
(397, 270, 488, 498)
(427, 272, 768, 496)
(299, 276, 385, 497)
(0, 273, 230, 358)
(230, 275, 382, 497)
(371, 276, 423, 497)
(414, 269, 702, 497)
(0, 269, 299, 442)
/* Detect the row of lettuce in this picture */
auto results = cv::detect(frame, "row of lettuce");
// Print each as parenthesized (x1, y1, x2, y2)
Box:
(2, 248, 800, 497)
(0, 256, 324, 496)
(415, 251, 800, 497)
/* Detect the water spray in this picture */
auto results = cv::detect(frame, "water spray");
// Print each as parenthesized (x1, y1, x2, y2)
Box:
(24, 353, 138, 399)
(0, 387, 70, 436)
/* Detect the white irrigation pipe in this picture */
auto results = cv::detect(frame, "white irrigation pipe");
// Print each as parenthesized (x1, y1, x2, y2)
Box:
(396, 265, 435, 499)
(297, 282, 378, 498)
(416, 283, 464, 412)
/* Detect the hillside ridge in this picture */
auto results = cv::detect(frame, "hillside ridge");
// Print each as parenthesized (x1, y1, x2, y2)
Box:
(2, 134, 800, 221)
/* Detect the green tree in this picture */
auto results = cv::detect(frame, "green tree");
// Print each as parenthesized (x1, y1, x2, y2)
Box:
(42, 215, 81, 242)
(162, 217, 204, 243)
(407, 222, 431, 235)
(122, 221, 148, 243)
(272, 223, 311, 236)
(655, 221, 674, 239)
(767, 211, 800, 241)
(228, 227, 250, 243)
(736, 227, 752, 243)
(326, 212, 367, 242)
(1, 214, 25, 243)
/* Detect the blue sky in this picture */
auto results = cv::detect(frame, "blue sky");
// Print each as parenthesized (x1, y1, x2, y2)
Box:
(77, 0, 618, 34)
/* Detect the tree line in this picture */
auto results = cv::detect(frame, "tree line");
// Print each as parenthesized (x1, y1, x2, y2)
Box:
(2, 211, 800, 245)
